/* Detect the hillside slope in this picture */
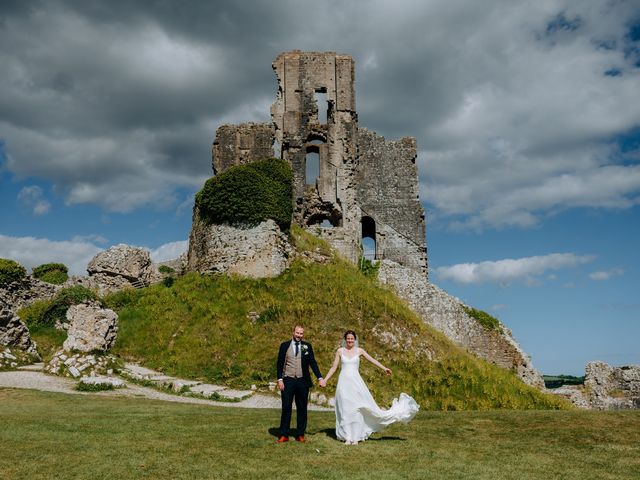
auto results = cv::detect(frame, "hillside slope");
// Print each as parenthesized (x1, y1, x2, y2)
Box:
(106, 229, 567, 410)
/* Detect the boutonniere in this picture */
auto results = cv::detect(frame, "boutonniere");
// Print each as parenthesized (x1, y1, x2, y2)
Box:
(302, 344, 309, 355)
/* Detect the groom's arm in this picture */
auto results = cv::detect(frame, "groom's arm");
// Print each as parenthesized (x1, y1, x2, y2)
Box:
(276, 342, 286, 381)
(308, 344, 324, 381)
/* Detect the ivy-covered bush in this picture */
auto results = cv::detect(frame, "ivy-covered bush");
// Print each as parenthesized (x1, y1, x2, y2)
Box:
(32, 263, 69, 285)
(21, 285, 99, 327)
(0, 258, 26, 287)
(195, 158, 293, 231)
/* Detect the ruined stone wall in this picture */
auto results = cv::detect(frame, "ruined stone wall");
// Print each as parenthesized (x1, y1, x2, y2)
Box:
(212, 122, 275, 175)
(377, 260, 545, 388)
(356, 129, 427, 275)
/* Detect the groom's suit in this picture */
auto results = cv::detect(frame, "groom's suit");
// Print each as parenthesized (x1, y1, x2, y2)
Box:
(277, 339, 323, 437)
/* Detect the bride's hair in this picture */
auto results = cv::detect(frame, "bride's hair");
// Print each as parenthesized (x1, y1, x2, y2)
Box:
(343, 330, 357, 340)
(341, 330, 359, 349)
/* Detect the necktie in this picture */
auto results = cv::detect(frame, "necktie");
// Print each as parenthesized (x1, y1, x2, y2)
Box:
(295, 341, 300, 356)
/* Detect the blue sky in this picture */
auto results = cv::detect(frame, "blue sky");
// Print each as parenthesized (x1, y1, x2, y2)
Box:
(1, 0, 639, 376)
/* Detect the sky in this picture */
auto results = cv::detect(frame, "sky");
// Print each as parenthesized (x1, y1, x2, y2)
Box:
(1, 0, 639, 376)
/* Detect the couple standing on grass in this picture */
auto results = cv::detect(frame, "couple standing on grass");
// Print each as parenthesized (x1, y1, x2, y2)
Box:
(276, 325, 419, 445)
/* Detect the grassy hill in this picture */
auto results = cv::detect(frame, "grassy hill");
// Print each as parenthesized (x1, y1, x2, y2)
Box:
(103, 227, 566, 410)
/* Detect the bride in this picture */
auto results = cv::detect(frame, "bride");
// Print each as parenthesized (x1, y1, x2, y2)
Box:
(322, 330, 419, 444)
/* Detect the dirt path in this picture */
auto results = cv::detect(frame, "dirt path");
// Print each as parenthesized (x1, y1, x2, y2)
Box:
(0, 369, 329, 410)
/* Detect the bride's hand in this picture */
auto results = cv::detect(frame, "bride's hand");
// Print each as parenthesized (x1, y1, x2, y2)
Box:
(384, 368, 392, 375)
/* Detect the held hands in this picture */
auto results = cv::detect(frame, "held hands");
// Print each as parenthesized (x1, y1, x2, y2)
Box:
(319, 378, 327, 388)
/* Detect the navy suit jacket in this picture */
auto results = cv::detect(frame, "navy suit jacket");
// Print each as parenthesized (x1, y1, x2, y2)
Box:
(277, 340, 323, 388)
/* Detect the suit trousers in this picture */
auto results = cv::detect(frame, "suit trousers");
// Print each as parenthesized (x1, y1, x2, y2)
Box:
(279, 377, 309, 436)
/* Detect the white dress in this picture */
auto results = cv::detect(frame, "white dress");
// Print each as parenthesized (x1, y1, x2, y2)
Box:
(334, 353, 419, 442)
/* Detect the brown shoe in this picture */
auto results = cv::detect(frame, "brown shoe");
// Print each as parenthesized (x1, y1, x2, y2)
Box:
(295, 435, 305, 443)
(276, 436, 289, 443)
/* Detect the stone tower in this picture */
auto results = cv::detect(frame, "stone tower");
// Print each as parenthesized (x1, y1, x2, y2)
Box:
(212, 51, 427, 276)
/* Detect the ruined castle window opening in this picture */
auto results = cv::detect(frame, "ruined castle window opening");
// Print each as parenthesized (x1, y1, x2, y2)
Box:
(361, 216, 377, 260)
(305, 149, 320, 185)
(314, 88, 328, 124)
(308, 213, 340, 228)
(272, 139, 281, 158)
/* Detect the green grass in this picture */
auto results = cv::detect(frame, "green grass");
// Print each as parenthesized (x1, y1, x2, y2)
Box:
(1, 389, 638, 480)
(104, 228, 566, 411)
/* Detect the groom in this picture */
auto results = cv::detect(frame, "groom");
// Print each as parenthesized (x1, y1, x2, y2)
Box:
(276, 325, 325, 443)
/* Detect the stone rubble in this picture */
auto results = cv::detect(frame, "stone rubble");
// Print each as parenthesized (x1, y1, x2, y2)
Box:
(549, 361, 640, 410)
(63, 302, 118, 352)
(0, 347, 34, 369)
(45, 349, 118, 378)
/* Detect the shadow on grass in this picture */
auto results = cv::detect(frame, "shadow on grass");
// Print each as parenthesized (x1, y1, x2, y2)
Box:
(268, 427, 405, 442)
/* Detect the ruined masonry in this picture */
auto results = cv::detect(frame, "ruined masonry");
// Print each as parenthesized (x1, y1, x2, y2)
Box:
(212, 51, 427, 275)
(206, 51, 544, 387)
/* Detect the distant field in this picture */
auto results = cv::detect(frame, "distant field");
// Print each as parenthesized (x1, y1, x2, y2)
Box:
(1, 388, 638, 480)
(542, 375, 585, 389)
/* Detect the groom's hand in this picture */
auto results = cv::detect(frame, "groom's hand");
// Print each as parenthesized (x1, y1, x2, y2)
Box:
(277, 379, 284, 391)
(319, 378, 327, 388)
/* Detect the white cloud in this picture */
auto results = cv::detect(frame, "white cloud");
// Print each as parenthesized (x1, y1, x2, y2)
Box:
(1, 0, 639, 228)
(0, 235, 102, 275)
(0, 235, 189, 276)
(434, 253, 595, 285)
(589, 268, 624, 281)
(149, 240, 188, 263)
(17, 185, 51, 215)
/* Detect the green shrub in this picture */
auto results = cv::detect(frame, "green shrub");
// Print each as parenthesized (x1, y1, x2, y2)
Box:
(195, 158, 293, 231)
(76, 382, 116, 392)
(162, 276, 175, 288)
(32, 263, 69, 285)
(0, 258, 26, 286)
(22, 286, 99, 327)
(463, 306, 503, 332)
(358, 256, 380, 278)
(158, 265, 175, 274)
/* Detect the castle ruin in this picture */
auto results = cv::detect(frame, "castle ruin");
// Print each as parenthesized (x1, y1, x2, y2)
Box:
(212, 51, 428, 276)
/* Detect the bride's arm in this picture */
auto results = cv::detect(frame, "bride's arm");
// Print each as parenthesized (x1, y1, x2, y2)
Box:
(323, 349, 342, 383)
(360, 348, 392, 375)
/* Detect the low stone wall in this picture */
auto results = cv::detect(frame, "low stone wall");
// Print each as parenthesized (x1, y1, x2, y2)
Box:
(377, 260, 544, 388)
(187, 217, 292, 278)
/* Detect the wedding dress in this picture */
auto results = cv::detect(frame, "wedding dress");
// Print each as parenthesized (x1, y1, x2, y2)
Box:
(334, 353, 419, 442)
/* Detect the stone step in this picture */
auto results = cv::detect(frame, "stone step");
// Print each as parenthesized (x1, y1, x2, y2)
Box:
(17, 362, 45, 371)
(121, 363, 253, 400)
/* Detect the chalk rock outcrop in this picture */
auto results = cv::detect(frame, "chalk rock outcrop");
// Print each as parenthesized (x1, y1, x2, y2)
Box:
(73, 244, 161, 294)
(187, 217, 292, 278)
(0, 303, 38, 356)
(63, 302, 118, 352)
(88, 244, 154, 281)
(549, 361, 640, 409)
(378, 260, 544, 388)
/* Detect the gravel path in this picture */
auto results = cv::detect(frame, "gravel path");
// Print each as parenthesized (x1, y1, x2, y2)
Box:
(0, 369, 330, 410)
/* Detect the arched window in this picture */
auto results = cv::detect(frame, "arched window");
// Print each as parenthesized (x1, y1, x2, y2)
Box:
(361, 216, 376, 260)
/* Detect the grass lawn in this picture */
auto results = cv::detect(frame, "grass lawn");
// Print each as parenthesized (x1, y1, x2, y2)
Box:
(1, 389, 638, 480)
